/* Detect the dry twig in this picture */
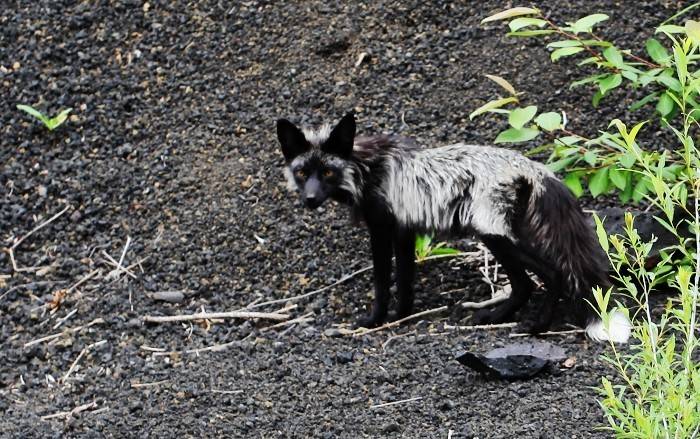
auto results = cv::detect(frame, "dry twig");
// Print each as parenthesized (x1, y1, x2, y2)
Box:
(131, 380, 169, 388)
(443, 322, 518, 331)
(509, 328, 586, 338)
(8, 204, 71, 272)
(244, 264, 373, 310)
(353, 306, 448, 337)
(24, 318, 105, 348)
(40, 400, 98, 421)
(261, 312, 314, 332)
(62, 340, 107, 384)
(142, 310, 289, 323)
(370, 396, 423, 409)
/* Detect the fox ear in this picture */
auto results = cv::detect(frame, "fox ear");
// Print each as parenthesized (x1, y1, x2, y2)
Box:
(322, 112, 355, 158)
(277, 119, 310, 162)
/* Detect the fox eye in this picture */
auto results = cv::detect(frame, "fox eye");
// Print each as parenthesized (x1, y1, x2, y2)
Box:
(294, 169, 306, 179)
(323, 169, 335, 178)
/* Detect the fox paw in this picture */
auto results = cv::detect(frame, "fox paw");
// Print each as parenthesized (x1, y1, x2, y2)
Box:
(355, 314, 383, 329)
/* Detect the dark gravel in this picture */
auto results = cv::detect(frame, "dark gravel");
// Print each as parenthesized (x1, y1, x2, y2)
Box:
(0, 1, 684, 437)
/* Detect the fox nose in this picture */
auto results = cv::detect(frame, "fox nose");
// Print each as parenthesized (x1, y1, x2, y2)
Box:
(305, 195, 322, 209)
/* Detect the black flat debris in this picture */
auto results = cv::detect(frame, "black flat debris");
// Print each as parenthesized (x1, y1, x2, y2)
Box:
(456, 342, 568, 380)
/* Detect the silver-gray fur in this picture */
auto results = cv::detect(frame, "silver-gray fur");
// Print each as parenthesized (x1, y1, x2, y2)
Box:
(281, 124, 631, 343)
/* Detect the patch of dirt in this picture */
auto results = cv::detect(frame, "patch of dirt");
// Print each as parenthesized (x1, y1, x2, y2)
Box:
(1, 0, 683, 437)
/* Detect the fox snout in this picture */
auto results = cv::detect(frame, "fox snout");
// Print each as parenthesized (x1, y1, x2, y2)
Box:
(303, 177, 326, 209)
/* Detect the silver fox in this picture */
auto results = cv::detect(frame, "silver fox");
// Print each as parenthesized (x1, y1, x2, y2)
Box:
(277, 112, 630, 343)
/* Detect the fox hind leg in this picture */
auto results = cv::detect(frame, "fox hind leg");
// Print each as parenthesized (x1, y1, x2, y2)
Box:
(472, 235, 536, 325)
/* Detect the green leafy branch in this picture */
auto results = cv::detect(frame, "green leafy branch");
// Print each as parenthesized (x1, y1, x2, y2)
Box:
(482, 6, 700, 116)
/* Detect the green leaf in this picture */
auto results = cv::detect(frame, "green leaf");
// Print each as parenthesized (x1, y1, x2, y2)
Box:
(484, 74, 517, 96)
(534, 112, 562, 131)
(554, 135, 583, 146)
(655, 24, 685, 34)
(547, 40, 582, 48)
(494, 127, 540, 143)
(656, 92, 675, 116)
(592, 90, 603, 107)
(547, 156, 577, 172)
(508, 105, 538, 129)
(570, 74, 607, 89)
(655, 71, 682, 92)
(429, 247, 461, 256)
(593, 214, 609, 252)
(645, 38, 670, 64)
(571, 14, 609, 33)
(16, 104, 50, 126)
(629, 92, 659, 111)
(551, 47, 584, 61)
(563, 173, 584, 197)
(598, 74, 622, 95)
(469, 97, 518, 119)
(47, 108, 72, 131)
(619, 151, 636, 168)
(583, 150, 597, 166)
(685, 20, 700, 45)
(482, 7, 540, 23)
(507, 30, 555, 37)
(603, 46, 624, 67)
(609, 167, 627, 190)
(632, 177, 650, 202)
(589, 167, 610, 197)
(508, 17, 547, 32)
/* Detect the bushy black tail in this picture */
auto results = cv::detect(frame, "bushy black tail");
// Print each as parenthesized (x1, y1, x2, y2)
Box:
(521, 177, 630, 342)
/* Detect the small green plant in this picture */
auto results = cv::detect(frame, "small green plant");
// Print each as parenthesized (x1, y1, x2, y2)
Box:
(414, 234, 460, 263)
(17, 104, 72, 131)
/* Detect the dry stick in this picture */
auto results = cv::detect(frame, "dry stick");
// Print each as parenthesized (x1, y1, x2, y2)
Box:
(131, 380, 169, 388)
(62, 340, 107, 384)
(370, 396, 423, 409)
(461, 293, 510, 309)
(40, 400, 98, 421)
(24, 318, 105, 348)
(67, 269, 101, 294)
(142, 310, 290, 323)
(151, 339, 242, 357)
(117, 236, 131, 270)
(509, 328, 586, 338)
(101, 251, 137, 279)
(11, 204, 71, 250)
(244, 264, 373, 310)
(353, 306, 449, 337)
(52, 309, 77, 330)
(261, 312, 314, 332)
(9, 205, 71, 272)
(245, 251, 480, 311)
(444, 322, 518, 331)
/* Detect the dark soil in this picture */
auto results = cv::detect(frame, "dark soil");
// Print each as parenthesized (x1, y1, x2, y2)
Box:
(0, 1, 685, 437)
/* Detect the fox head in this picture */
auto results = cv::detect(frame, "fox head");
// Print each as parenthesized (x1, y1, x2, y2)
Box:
(276, 112, 357, 209)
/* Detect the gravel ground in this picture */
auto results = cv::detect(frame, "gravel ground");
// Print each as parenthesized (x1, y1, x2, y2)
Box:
(0, 1, 685, 437)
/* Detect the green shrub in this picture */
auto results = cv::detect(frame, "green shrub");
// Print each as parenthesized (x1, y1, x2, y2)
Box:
(475, 6, 700, 203)
(480, 6, 700, 436)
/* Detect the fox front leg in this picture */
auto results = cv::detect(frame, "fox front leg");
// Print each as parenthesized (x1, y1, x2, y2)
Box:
(391, 227, 416, 320)
(356, 222, 393, 328)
